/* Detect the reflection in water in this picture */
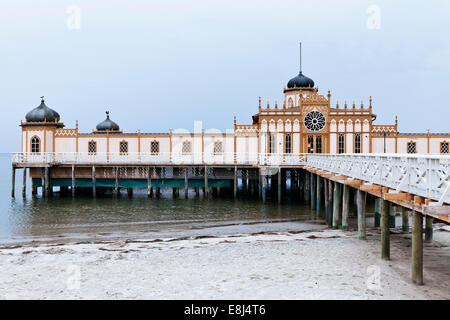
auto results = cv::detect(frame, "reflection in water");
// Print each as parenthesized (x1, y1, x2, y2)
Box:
(2, 155, 320, 243)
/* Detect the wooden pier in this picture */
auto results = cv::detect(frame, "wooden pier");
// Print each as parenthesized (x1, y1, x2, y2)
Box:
(11, 152, 450, 286)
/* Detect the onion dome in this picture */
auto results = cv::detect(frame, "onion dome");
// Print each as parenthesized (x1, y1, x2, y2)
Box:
(96, 111, 120, 131)
(25, 97, 60, 122)
(287, 71, 315, 89)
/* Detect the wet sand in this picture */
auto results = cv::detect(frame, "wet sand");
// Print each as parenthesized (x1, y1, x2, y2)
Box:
(0, 221, 449, 299)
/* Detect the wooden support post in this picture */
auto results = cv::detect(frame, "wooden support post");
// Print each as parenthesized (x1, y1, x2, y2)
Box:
(357, 189, 366, 239)
(342, 184, 349, 230)
(204, 166, 209, 198)
(332, 182, 341, 229)
(147, 167, 152, 198)
(305, 171, 310, 203)
(44, 167, 49, 198)
(71, 165, 75, 197)
(327, 179, 333, 227)
(115, 167, 119, 196)
(425, 216, 433, 242)
(277, 168, 281, 204)
(381, 198, 390, 260)
(22, 167, 27, 197)
(389, 203, 396, 228)
(324, 178, 329, 222)
(233, 166, 237, 199)
(316, 175, 321, 214)
(262, 173, 267, 203)
(258, 173, 262, 199)
(412, 210, 423, 285)
(184, 168, 188, 198)
(41, 168, 45, 197)
(402, 208, 409, 232)
(374, 198, 381, 227)
(11, 166, 16, 198)
(92, 166, 96, 198)
(310, 172, 316, 210)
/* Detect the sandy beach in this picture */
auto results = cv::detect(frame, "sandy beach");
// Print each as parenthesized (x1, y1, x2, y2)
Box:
(0, 221, 449, 300)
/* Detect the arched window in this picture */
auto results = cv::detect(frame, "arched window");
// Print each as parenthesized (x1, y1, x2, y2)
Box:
(269, 134, 275, 153)
(182, 141, 191, 154)
(88, 140, 97, 155)
(151, 141, 159, 155)
(214, 141, 223, 154)
(31, 136, 40, 153)
(307, 135, 314, 153)
(354, 134, 361, 153)
(315, 136, 322, 154)
(288, 98, 293, 108)
(119, 140, 128, 155)
(338, 134, 345, 154)
(441, 141, 449, 154)
(285, 133, 291, 153)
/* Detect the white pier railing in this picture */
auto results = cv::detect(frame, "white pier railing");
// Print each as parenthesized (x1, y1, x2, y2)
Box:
(307, 154, 450, 205)
(11, 152, 307, 167)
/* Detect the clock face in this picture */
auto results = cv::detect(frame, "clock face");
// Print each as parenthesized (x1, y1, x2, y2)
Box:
(304, 111, 326, 131)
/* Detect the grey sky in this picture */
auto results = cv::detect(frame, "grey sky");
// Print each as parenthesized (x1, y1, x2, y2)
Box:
(1, 0, 450, 152)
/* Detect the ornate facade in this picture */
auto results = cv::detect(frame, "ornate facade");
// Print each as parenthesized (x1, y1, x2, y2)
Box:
(19, 69, 450, 158)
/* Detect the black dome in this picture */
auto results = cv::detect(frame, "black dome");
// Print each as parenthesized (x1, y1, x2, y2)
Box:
(287, 71, 314, 89)
(96, 112, 120, 131)
(25, 98, 60, 122)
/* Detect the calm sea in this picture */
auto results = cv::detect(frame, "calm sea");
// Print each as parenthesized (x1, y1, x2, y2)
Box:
(1, 154, 321, 245)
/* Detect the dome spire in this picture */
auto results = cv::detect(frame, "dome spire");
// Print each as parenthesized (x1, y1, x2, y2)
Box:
(299, 42, 302, 73)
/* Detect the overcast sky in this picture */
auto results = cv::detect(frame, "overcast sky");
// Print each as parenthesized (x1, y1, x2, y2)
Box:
(1, 0, 449, 152)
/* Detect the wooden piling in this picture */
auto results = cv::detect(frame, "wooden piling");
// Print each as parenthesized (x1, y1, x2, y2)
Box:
(324, 178, 329, 222)
(342, 184, 349, 230)
(71, 165, 75, 197)
(327, 179, 333, 227)
(115, 167, 119, 196)
(184, 168, 188, 198)
(204, 166, 209, 198)
(44, 167, 49, 198)
(374, 198, 381, 227)
(401, 207, 409, 232)
(92, 166, 96, 198)
(332, 182, 341, 229)
(147, 167, 152, 198)
(22, 167, 27, 197)
(233, 166, 237, 199)
(389, 204, 396, 228)
(412, 210, 423, 285)
(310, 172, 316, 210)
(277, 168, 281, 204)
(41, 168, 45, 197)
(381, 199, 390, 260)
(262, 173, 267, 203)
(425, 216, 433, 242)
(11, 166, 16, 198)
(357, 189, 366, 239)
(316, 175, 321, 214)
(305, 171, 310, 204)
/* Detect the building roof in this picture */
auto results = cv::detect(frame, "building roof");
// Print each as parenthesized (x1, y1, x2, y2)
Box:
(287, 71, 315, 89)
(95, 112, 121, 132)
(25, 98, 60, 122)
